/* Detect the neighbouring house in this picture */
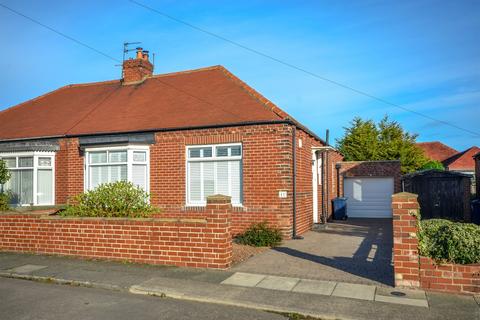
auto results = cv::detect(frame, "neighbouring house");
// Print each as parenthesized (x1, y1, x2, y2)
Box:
(417, 141, 479, 193)
(0, 47, 346, 238)
(475, 152, 480, 197)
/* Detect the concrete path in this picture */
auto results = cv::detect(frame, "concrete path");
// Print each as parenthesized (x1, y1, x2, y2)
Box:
(1, 252, 478, 320)
(221, 272, 428, 307)
(233, 219, 394, 286)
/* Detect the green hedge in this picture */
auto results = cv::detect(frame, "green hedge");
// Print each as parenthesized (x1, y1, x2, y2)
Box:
(236, 222, 282, 247)
(61, 181, 158, 218)
(419, 219, 480, 264)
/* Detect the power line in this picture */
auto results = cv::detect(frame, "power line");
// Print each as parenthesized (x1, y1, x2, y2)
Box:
(0, 3, 121, 63)
(0, 3, 243, 121)
(128, 0, 480, 137)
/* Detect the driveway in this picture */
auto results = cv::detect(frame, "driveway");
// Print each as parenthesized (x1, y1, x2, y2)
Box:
(232, 219, 394, 287)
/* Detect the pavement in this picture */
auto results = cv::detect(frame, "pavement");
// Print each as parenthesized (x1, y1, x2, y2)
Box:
(233, 219, 394, 286)
(1, 252, 479, 320)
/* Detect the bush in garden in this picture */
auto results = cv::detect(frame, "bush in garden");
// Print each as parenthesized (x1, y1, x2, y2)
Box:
(0, 159, 11, 211)
(236, 222, 282, 247)
(419, 219, 480, 264)
(61, 181, 158, 218)
(0, 192, 10, 211)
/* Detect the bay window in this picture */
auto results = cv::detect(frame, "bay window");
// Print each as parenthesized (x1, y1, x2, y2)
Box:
(186, 143, 242, 206)
(0, 152, 55, 206)
(84, 146, 149, 191)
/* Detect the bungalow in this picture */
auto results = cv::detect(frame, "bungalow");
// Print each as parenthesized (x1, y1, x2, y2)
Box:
(0, 48, 342, 237)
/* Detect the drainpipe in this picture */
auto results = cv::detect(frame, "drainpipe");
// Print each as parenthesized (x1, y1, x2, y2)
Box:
(335, 163, 341, 197)
(325, 130, 330, 221)
(321, 150, 326, 224)
(292, 125, 303, 240)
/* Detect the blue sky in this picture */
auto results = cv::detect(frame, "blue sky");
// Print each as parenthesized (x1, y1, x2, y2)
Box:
(0, 0, 479, 150)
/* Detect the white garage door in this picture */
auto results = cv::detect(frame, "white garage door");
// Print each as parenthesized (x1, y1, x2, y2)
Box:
(344, 177, 394, 218)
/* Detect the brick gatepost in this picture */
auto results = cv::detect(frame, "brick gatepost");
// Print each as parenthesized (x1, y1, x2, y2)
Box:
(392, 192, 421, 288)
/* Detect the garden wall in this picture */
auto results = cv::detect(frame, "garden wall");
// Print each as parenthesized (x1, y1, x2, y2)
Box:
(0, 196, 232, 269)
(392, 192, 480, 294)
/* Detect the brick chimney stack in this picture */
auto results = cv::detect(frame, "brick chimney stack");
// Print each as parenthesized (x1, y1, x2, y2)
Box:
(122, 47, 153, 84)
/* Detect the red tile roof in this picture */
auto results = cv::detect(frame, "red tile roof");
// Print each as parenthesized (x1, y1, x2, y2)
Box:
(416, 142, 458, 162)
(0, 66, 299, 141)
(443, 146, 480, 171)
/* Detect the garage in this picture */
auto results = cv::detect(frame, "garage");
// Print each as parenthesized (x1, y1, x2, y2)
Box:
(344, 177, 394, 218)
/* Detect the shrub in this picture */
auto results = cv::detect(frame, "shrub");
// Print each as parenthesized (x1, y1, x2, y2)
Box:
(420, 160, 444, 170)
(236, 222, 282, 247)
(0, 192, 10, 211)
(0, 159, 11, 185)
(61, 181, 158, 218)
(419, 219, 480, 264)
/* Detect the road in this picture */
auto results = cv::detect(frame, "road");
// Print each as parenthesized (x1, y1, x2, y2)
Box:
(0, 277, 287, 320)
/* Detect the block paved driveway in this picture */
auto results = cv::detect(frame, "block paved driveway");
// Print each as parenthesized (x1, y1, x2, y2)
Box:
(232, 218, 394, 287)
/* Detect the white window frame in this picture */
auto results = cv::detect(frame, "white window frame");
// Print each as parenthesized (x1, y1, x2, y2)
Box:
(84, 145, 150, 192)
(186, 143, 243, 207)
(0, 151, 56, 206)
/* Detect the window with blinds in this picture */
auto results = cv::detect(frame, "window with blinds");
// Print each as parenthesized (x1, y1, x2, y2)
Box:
(0, 153, 55, 206)
(85, 148, 149, 191)
(186, 144, 242, 206)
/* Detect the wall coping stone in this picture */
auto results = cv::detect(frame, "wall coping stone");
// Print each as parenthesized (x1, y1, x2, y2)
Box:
(0, 212, 207, 224)
(392, 192, 418, 198)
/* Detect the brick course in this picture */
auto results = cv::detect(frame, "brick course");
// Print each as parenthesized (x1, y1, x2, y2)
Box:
(392, 192, 480, 294)
(0, 196, 232, 269)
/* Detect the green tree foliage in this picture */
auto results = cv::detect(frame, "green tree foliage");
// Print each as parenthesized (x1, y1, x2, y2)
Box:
(0, 159, 11, 211)
(336, 116, 427, 173)
(0, 159, 10, 185)
(420, 160, 445, 170)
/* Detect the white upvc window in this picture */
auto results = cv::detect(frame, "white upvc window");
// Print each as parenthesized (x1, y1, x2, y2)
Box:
(0, 152, 55, 206)
(186, 143, 242, 206)
(84, 146, 149, 191)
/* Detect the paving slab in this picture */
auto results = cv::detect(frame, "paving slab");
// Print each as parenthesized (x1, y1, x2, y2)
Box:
(221, 272, 266, 287)
(256, 275, 300, 291)
(7, 264, 47, 274)
(375, 294, 428, 308)
(332, 282, 376, 301)
(376, 286, 426, 300)
(292, 279, 337, 296)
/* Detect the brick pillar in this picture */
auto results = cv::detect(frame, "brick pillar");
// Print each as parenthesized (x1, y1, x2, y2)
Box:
(206, 195, 233, 269)
(392, 192, 420, 288)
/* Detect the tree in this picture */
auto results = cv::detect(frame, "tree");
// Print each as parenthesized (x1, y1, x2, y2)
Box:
(0, 159, 10, 186)
(420, 160, 445, 170)
(0, 159, 11, 211)
(336, 116, 427, 173)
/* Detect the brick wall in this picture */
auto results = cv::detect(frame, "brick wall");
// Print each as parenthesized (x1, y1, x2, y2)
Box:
(338, 160, 402, 196)
(392, 192, 480, 294)
(56, 138, 83, 204)
(0, 196, 232, 269)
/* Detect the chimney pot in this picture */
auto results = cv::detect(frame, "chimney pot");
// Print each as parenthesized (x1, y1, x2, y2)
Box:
(136, 47, 143, 59)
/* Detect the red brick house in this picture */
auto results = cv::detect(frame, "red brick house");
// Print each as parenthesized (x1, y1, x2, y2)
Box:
(0, 48, 343, 238)
(417, 142, 479, 193)
(475, 152, 480, 196)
